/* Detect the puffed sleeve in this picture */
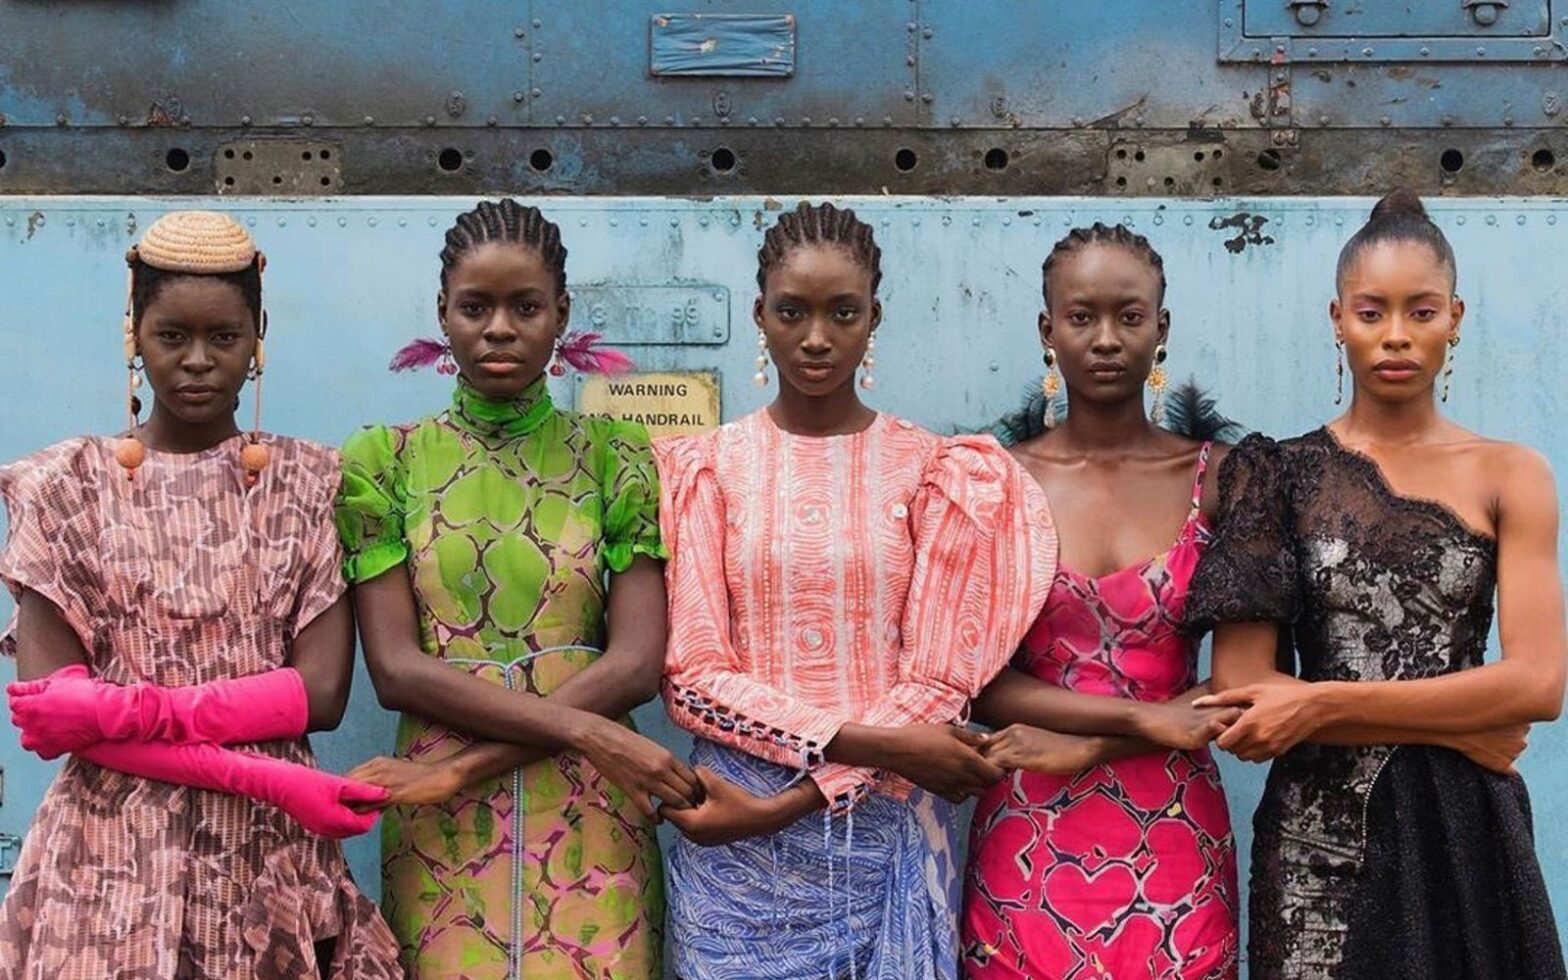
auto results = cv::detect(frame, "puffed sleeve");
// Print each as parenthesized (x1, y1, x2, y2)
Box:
(0, 439, 103, 656)
(289, 445, 350, 635)
(656, 433, 858, 782)
(596, 419, 668, 573)
(810, 434, 1058, 804)
(1185, 433, 1299, 633)
(335, 425, 409, 585)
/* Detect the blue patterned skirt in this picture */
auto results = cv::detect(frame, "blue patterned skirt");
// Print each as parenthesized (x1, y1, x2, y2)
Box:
(667, 739, 962, 980)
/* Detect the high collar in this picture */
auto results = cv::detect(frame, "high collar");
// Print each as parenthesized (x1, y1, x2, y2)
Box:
(449, 376, 554, 438)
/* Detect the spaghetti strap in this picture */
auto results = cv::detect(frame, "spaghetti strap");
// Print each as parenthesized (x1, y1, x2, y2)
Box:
(1188, 441, 1213, 515)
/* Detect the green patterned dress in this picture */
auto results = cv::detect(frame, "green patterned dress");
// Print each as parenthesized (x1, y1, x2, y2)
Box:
(336, 378, 666, 980)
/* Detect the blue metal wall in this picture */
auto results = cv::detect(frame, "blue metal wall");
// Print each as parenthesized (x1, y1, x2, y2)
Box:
(0, 196, 1564, 972)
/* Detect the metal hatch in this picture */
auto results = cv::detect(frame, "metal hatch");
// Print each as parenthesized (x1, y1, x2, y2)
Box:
(1220, 0, 1564, 61)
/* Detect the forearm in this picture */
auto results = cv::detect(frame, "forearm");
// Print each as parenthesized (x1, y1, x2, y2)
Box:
(972, 668, 1144, 737)
(439, 648, 659, 789)
(1314, 662, 1557, 733)
(373, 651, 600, 751)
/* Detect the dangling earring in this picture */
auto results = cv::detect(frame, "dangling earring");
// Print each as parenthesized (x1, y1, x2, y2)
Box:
(548, 340, 566, 377)
(1148, 344, 1169, 426)
(239, 307, 271, 489)
(1334, 339, 1345, 405)
(753, 330, 770, 386)
(115, 252, 147, 479)
(437, 341, 458, 376)
(859, 334, 876, 390)
(1042, 346, 1061, 428)
(1442, 334, 1459, 402)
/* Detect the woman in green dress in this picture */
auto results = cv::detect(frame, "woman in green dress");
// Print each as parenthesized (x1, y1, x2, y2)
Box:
(336, 199, 697, 979)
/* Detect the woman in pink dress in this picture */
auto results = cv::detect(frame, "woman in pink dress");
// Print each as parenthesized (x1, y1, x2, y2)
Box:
(962, 223, 1242, 980)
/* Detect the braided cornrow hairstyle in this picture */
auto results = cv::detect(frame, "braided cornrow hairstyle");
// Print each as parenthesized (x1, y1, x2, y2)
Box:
(439, 198, 568, 295)
(756, 201, 882, 294)
(1040, 221, 1167, 307)
(131, 260, 262, 327)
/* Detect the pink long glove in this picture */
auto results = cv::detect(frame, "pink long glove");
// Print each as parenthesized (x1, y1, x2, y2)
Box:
(8, 662, 308, 759)
(77, 738, 387, 839)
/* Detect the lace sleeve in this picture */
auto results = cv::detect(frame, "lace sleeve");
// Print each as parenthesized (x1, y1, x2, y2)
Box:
(1186, 433, 1299, 634)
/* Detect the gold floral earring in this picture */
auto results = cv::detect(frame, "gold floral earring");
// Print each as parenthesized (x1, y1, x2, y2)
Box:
(1042, 346, 1061, 428)
(1148, 344, 1168, 425)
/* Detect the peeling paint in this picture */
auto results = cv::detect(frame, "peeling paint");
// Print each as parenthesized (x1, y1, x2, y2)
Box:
(1208, 212, 1274, 253)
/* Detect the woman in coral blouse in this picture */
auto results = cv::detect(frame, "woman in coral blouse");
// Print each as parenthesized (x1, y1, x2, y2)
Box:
(653, 202, 1057, 979)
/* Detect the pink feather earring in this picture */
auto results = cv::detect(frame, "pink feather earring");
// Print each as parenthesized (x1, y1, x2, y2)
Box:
(388, 331, 635, 377)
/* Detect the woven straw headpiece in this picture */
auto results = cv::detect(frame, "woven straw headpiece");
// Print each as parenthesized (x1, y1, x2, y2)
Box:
(126, 211, 264, 273)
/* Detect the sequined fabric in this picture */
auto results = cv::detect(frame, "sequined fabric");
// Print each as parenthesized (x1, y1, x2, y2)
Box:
(1188, 429, 1565, 980)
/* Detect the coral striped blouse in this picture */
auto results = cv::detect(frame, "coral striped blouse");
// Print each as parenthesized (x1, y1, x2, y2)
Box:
(655, 409, 1056, 806)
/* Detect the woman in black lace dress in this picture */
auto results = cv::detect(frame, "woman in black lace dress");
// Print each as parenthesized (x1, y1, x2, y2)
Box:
(1188, 189, 1567, 980)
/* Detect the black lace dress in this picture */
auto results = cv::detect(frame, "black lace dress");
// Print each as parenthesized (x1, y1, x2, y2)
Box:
(1187, 430, 1565, 980)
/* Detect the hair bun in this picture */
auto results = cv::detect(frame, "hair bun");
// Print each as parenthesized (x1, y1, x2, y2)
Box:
(1370, 188, 1430, 222)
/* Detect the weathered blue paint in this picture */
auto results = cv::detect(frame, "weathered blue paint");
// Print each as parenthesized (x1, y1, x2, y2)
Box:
(1221, 0, 1560, 62)
(649, 13, 796, 78)
(0, 196, 1563, 975)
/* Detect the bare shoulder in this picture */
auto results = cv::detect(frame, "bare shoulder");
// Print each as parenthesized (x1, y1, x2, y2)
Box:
(1199, 440, 1235, 518)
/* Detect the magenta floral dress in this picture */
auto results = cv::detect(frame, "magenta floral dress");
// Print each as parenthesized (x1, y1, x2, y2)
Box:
(962, 444, 1238, 980)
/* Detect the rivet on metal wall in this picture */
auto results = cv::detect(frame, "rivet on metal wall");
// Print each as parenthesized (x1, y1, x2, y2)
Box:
(1002, 216, 1012, 226)
(241, 116, 253, 127)
(557, 115, 568, 125)
(246, 217, 257, 227)
(912, 218, 921, 227)
(368, 217, 378, 227)
(513, 92, 525, 103)
(1307, 215, 1316, 226)
(302, 114, 315, 127)
(579, 218, 589, 227)
(609, 217, 619, 227)
(338, 217, 348, 227)
(532, 18, 542, 28)
(1153, 214, 1164, 225)
(66, 218, 75, 227)
(774, 117, 786, 126)
(97, 218, 106, 228)
(364, 116, 375, 126)
(425, 116, 436, 126)
(1033, 217, 1042, 226)
(666, 116, 677, 126)
(1183, 215, 1194, 226)
(1420, 46, 1431, 57)
(669, 217, 680, 227)
(398, 217, 408, 227)
(118, 114, 130, 126)
(430, 217, 439, 227)
(699, 216, 710, 226)
(1486, 215, 1498, 225)
(277, 218, 286, 227)
(639, 217, 649, 227)
(1550, 215, 1559, 225)
(942, 215, 952, 226)
(307, 217, 317, 227)
(1517, 215, 1527, 225)
(1456, 215, 1467, 225)
(1335, 216, 1344, 226)
(514, 27, 526, 38)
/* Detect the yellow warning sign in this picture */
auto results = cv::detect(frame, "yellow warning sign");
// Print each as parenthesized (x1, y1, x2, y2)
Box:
(577, 371, 722, 438)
